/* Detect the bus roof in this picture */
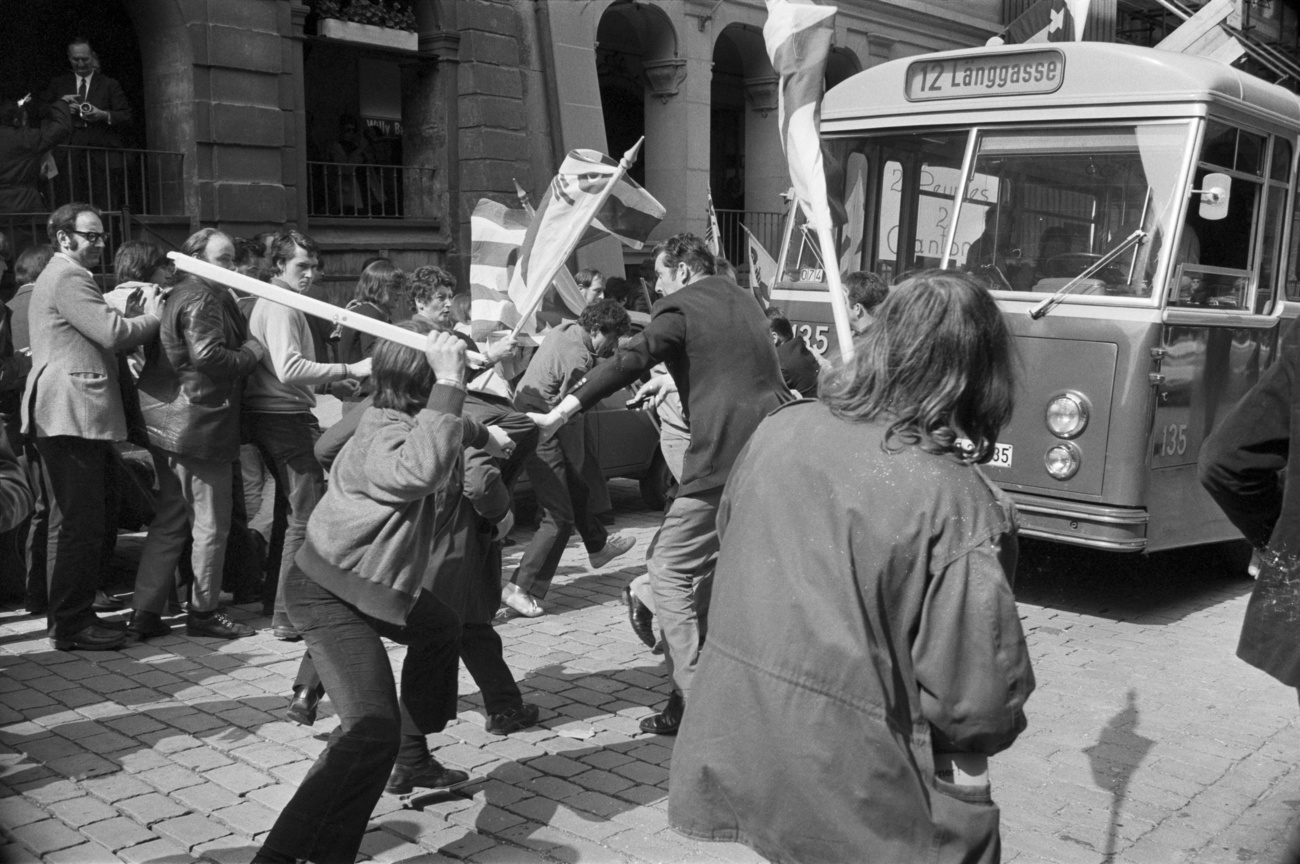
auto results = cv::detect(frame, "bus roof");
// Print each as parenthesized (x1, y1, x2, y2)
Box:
(823, 42, 1300, 130)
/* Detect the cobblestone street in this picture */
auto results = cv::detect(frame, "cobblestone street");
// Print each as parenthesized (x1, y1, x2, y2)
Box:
(2, 481, 1300, 863)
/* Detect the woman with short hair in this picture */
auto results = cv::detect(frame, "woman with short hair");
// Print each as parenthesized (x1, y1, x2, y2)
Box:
(668, 269, 1035, 864)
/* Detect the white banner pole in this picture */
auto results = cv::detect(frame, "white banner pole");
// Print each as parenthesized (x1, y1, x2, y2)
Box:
(167, 252, 486, 365)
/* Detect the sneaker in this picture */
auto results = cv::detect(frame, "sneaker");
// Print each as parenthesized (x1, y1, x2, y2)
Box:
(486, 702, 540, 736)
(385, 755, 471, 795)
(187, 608, 256, 639)
(589, 533, 636, 570)
(501, 583, 544, 618)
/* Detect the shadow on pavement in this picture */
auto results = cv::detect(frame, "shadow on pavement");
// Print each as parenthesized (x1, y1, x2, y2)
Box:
(1014, 538, 1255, 624)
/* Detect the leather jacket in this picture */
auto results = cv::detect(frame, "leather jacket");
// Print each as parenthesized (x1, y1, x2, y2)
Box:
(137, 275, 260, 462)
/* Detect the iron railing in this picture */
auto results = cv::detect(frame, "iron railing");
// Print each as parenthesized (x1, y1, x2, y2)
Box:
(715, 209, 785, 268)
(2, 210, 131, 286)
(41, 146, 185, 216)
(307, 161, 437, 219)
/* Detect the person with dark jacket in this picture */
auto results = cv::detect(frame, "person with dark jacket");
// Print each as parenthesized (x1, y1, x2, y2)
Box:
(528, 233, 790, 734)
(668, 270, 1034, 864)
(253, 324, 471, 864)
(0, 98, 72, 214)
(336, 258, 402, 368)
(127, 228, 264, 641)
(766, 310, 820, 397)
(42, 39, 131, 150)
(1199, 322, 1300, 863)
(0, 431, 32, 535)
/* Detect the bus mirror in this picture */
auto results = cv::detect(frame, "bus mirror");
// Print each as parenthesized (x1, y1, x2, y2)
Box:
(1194, 173, 1232, 221)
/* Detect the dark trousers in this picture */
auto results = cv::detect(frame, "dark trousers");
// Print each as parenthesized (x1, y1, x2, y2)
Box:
(510, 423, 606, 599)
(293, 621, 522, 718)
(35, 436, 113, 638)
(263, 564, 461, 864)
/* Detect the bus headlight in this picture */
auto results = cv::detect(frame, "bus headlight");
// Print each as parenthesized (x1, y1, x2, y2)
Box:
(1045, 442, 1081, 480)
(1045, 393, 1089, 439)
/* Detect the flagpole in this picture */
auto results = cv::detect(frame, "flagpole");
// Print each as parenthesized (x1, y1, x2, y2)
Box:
(809, 218, 855, 364)
(514, 177, 588, 315)
(167, 253, 487, 365)
(506, 136, 645, 339)
(774, 187, 796, 282)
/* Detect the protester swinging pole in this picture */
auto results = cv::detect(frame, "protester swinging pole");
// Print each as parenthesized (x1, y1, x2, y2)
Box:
(506, 136, 645, 340)
(166, 253, 488, 365)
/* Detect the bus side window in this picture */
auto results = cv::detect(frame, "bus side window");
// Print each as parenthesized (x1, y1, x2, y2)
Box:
(1256, 137, 1292, 313)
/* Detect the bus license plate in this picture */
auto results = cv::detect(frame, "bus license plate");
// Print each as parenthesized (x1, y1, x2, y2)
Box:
(957, 439, 1012, 466)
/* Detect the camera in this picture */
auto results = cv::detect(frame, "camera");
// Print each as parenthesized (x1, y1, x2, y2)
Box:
(77, 101, 95, 116)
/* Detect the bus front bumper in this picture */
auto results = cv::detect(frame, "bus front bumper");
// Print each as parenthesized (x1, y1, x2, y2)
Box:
(1008, 493, 1148, 552)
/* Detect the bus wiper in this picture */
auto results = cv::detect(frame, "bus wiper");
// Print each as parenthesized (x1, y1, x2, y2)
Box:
(1029, 230, 1147, 320)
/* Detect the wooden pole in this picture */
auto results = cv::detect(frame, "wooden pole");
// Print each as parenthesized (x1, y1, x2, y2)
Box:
(167, 252, 486, 365)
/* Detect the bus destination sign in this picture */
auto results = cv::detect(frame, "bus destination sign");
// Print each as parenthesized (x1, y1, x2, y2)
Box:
(905, 50, 1065, 102)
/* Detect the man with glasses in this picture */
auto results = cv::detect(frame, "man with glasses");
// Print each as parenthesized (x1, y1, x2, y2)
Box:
(243, 230, 370, 640)
(22, 203, 162, 650)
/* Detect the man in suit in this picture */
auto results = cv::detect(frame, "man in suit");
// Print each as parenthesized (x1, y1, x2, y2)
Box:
(529, 233, 790, 734)
(42, 39, 132, 206)
(23, 203, 162, 651)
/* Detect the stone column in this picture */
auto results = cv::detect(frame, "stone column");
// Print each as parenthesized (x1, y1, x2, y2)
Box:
(644, 38, 710, 241)
(404, 30, 460, 272)
(744, 74, 786, 220)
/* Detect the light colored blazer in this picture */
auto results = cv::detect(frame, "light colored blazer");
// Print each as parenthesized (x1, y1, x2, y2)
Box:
(22, 253, 159, 441)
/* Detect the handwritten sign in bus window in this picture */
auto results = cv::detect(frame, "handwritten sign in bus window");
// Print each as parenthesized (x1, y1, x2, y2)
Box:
(905, 50, 1065, 102)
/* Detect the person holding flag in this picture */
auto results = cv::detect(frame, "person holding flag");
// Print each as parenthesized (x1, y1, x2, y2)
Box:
(527, 233, 790, 734)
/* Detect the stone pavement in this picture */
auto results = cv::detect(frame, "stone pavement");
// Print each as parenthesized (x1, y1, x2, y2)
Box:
(2, 480, 1300, 863)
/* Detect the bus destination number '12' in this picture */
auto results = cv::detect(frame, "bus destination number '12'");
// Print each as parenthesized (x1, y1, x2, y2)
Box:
(905, 49, 1065, 102)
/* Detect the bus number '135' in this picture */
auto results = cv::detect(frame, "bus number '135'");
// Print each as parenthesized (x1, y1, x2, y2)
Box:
(797, 324, 829, 355)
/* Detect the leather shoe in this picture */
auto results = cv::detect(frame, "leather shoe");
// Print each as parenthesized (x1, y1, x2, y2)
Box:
(286, 685, 321, 726)
(622, 585, 656, 649)
(93, 590, 125, 611)
(127, 610, 171, 639)
(50, 623, 127, 652)
(638, 691, 684, 735)
(270, 612, 300, 641)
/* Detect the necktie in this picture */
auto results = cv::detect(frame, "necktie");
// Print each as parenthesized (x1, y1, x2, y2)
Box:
(77, 76, 87, 101)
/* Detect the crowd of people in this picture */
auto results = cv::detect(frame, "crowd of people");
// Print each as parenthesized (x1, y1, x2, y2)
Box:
(0, 208, 1045, 863)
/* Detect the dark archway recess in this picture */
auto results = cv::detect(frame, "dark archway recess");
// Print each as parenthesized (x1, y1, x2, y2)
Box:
(0, 0, 144, 148)
(711, 29, 746, 213)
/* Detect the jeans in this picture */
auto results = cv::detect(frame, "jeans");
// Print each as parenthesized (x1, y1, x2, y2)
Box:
(20, 436, 48, 605)
(34, 436, 113, 638)
(293, 621, 522, 718)
(511, 422, 606, 598)
(133, 448, 233, 615)
(647, 489, 722, 698)
(263, 564, 461, 863)
(243, 412, 324, 621)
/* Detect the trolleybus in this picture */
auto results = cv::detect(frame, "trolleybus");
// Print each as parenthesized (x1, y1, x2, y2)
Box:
(776, 41, 1300, 552)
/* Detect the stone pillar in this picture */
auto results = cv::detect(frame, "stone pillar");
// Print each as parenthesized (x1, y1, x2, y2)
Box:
(644, 31, 711, 242)
(744, 74, 786, 218)
(404, 29, 461, 275)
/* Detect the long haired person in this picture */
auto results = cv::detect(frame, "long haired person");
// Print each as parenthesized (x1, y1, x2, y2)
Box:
(254, 321, 471, 864)
(668, 270, 1035, 864)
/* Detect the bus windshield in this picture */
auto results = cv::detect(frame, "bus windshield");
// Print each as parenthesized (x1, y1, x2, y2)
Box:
(789, 121, 1193, 302)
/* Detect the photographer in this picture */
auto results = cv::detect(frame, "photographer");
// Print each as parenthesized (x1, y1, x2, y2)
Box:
(0, 97, 71, 215)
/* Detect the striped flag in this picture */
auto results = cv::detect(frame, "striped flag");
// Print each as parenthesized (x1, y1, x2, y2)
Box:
(743, 223, 777, 308)
(705, 190, 723, 256)
(468, 199, 530, 342)
(764, 0, 838, 235)
(507, 145, 663, 336)
(513, 178, 588, 317)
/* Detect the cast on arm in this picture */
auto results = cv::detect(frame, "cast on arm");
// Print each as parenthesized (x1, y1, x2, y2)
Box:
(912, 533, 1034, 756)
